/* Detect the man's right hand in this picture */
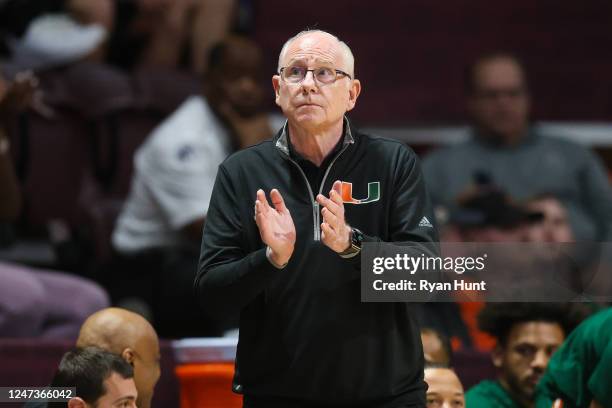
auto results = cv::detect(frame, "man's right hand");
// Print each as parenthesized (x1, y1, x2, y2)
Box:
(254, 189, 296, 267)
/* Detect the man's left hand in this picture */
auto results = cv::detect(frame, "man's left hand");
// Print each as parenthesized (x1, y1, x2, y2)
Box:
(316, 180, 351, 253)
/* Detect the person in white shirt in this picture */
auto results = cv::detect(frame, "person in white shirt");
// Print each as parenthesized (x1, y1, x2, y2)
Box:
(111, 36, 276, 337)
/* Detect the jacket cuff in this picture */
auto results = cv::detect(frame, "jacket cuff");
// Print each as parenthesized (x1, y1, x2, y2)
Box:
(266, 246, 289, 269)
(344, 233, 380, 276)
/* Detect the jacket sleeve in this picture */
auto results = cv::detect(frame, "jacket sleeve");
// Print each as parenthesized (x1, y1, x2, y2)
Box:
(389, 145, 440, 245)
(194, 164, 278, 318)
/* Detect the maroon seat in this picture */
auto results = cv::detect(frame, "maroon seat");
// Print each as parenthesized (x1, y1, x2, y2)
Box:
(40, 62, 135, 119)
(87, 108, 163, 198)
(453, 348, 497, 390)
(132, 67, 201, 116)
(74, 108, 163, 268)
(11, 109, 89, 232)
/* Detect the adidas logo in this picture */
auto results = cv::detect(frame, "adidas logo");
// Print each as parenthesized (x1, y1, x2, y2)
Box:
(419, 216, 433, 228)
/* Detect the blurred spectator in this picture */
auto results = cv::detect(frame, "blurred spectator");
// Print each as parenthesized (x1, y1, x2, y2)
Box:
(535, 307, 611, 408)
(524, 194, 575, 243)
(421, 327, 453, 366)
(110, 35, 275, 337)
(424, 364, 466, 408)
(47, 347, 137, 408)
(92, 0, 239, 73)
(443, 174, 543, 243)
(0, 0, 109, 75)
(0, 69, 109, 339)
(3, 14, 107, 74)
(76, 308, 160, 408)
(423, 52, 612, 241)
(466, 303, 585, 408)
(1, 0, 239, 74)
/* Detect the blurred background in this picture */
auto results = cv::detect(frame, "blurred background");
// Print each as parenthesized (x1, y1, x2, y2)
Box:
(0, 1, 611, 407)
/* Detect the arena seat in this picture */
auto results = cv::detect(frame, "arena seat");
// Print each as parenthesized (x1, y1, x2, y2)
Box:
(40, 62, 134, 118)
(11, 109, 89, 232)
(132, 67, 201, 116)
(453, 348, 497, 390)
(88, 108, 163, 197)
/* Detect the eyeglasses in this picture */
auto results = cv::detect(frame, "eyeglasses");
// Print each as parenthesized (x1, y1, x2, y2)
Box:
(279, 66, 352, 85)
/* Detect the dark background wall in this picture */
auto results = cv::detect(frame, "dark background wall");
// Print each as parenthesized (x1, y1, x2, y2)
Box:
(253, 0, 612, 125)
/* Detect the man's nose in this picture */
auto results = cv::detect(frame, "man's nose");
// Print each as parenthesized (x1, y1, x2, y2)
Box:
(300, 71, 317, 93)
(531, 349, 549, 370)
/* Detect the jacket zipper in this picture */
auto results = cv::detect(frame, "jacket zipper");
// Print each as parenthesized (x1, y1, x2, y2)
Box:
(281, 143, 351, 241)
(315, 143, 351, 240)
(283, 157, 320, 240)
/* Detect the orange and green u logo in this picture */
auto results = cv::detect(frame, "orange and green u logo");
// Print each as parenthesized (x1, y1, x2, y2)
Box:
(341, 181, 380, 204)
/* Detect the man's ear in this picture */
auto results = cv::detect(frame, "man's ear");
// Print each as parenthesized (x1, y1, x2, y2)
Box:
(272, 75, 281, 106)
(491, 344, 504, 368)
(346, 79, 361, 112)
(122, 348, 135, 366)
(68, 397, 87, 408)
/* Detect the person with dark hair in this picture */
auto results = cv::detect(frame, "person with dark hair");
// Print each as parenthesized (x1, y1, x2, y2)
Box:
(535, 307, 611, 408)
(421, 327, 453, 366)
(524, 194, 575, 243)
(111, 35, 277, 337)
(449, 175, 543, 243)
(466, 303, 585, 408)
(24, 308, 160, 408)
(423, 52, 612, 242)
(424, 364, 465, 408)
(76, 308, 160, 408)
(48, 347, 137, 408)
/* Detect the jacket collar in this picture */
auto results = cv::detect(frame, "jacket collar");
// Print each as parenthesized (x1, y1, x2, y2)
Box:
(274, 116, 355, 156)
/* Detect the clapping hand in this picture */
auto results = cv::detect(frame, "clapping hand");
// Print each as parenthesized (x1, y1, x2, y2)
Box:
(254, 189, 296, 267)
(316, 180, 351, 253)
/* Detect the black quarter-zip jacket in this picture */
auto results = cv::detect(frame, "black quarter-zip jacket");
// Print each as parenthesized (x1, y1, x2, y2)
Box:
(196, 119, 439, 407)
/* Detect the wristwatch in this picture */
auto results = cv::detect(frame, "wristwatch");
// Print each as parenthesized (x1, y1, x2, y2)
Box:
(339, 227, 364, 258)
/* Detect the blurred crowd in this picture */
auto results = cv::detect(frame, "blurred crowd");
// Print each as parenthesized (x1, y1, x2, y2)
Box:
(0, 1, 611, 407)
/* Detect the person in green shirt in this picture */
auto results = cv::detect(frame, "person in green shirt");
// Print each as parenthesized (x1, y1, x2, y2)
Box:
(535, 307, 611, 408)
(466, 303, 584, 408)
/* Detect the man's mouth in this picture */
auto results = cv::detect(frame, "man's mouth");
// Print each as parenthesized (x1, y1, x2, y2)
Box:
(526, 374, 542, 387)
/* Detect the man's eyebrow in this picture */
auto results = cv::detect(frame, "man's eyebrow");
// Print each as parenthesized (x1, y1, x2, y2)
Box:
(113, 395, 137, 404)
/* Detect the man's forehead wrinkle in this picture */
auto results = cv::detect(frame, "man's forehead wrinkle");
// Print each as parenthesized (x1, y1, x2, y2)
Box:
(283, 37, 341, 67)
(286, 54, 336, 66)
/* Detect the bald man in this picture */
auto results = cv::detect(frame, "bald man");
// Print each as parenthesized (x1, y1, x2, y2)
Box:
(197, 29, 438, 407)
(76, 308, 160, 408)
